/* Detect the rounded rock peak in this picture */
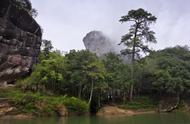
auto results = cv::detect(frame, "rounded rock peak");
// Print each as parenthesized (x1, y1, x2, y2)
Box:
(83, 31, 114, 56)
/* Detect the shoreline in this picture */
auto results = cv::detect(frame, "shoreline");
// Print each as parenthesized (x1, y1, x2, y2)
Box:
(0, 107, 189, 120)
(96, 106, 156, 117)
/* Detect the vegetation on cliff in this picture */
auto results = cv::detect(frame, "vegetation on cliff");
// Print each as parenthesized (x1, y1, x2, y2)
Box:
(11, 0, 38, 17)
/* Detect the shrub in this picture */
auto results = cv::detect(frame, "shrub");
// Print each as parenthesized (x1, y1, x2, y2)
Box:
(0, 88, 88, 116)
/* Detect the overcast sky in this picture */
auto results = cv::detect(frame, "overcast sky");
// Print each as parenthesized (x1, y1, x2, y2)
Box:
(31, 0, 190, 52)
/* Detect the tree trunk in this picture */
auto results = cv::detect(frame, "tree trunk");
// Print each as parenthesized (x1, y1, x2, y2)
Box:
(78, 84, 82, 99)
(165, 94, 180, 112)
(159, 94, 180, 113)
(112, 90, 115, 103)
(123, 91, 126, 104)
(88, 80, 94, 104)
(129, 23, 138, 101)
(98, 92, 101, 108)
(129, 84, 134, 102)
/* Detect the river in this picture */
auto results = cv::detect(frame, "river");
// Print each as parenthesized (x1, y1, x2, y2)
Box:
(0, 112, 190, 124)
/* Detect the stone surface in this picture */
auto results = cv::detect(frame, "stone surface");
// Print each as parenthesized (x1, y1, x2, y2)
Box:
(0, 100, 15, 117)
(97, 106, 155, 117)
(97, 106, 134, 116)
(83, 31, 116, 56)
(56, 105, 68, 117)
(0, 0, 42, 84)
(83, 31, 130, 62)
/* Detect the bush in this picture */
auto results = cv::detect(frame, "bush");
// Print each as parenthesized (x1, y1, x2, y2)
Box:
(0, 88, 89, 116)
(62, 97, 89, 113)
(119, 96, 155, 110)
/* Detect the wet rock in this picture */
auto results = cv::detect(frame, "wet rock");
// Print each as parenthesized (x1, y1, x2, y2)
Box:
(0, 101, 15, 116)
(56, 105, 68, 117)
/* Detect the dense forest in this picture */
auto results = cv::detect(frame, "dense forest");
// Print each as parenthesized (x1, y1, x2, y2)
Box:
(20, 43, 190, 113)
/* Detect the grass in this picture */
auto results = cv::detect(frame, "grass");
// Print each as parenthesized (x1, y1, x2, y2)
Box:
(0, 88, 89, 116)
(118, 96, 156, 110)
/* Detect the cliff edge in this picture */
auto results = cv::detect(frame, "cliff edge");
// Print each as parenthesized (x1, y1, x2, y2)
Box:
(0, 0, 42, 84)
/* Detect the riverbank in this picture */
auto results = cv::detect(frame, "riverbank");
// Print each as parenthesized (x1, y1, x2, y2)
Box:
(97, 106, 155, 117)
(0, 88, 89, 118)
(1, 87, 190, 119)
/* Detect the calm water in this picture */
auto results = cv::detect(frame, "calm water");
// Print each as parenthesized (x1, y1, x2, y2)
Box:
(0, 112, 190, 124)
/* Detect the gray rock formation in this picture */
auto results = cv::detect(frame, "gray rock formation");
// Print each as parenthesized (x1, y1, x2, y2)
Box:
(83, 31, 116, 56)
(0, 0, 42, 84)
(83, 31, 130, 63)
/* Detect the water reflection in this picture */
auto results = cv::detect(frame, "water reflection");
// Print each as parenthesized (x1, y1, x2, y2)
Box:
(0, 112, 190, 124)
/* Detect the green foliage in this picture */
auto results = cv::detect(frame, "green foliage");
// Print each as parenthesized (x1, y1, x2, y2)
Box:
(0, 88, 88, 115)
(18, 41, 190, 112)
(21, 50, 107, 108)
(20, 51, 66, 94)
(41, 40, 54, 57)
(13, 0, 32, 10)
(141, 46, 190, 96)
(103, 52, 131, 94)
(119, 8, 157, 101)
(119, 8, 157, 56)
(64, 50, 106, 99)
(119, 96, 155, 110)
(60, 97, 89, 113)
(12, 0, 38, 17)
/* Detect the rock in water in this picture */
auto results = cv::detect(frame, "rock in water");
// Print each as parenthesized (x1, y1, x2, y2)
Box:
(83, 31, 115, 56)
(0, 0, 42, 84)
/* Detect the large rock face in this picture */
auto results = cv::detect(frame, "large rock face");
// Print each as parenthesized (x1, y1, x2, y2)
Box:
(0, 0, 42, 84)
(83, 31, 130, 62)
(83, 31, 116, 56)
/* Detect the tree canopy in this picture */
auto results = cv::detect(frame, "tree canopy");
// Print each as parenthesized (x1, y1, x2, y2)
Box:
(12, 0, 38, 17)
(119, 8, 157, 101)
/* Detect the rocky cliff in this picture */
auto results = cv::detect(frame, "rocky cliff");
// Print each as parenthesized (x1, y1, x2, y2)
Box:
(0, 0, 42, 84)
(83, 31, 116, 56)
(83, 31, 130, 62)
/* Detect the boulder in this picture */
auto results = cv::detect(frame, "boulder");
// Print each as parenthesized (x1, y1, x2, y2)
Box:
(56, 105, 68, 117)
